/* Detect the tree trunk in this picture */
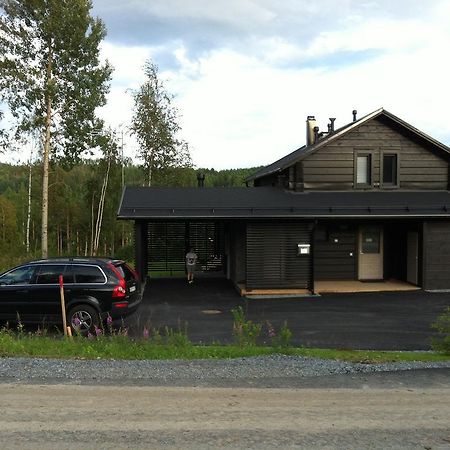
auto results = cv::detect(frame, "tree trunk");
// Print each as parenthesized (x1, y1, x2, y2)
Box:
(41, 46, 53, 259)
(66, 215, 71, 254)
(26, 159, 32, 254)
(93, 156, 111, 256)
(90, 192, 95, 255)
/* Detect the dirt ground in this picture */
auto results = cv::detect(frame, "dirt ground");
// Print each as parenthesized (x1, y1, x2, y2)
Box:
(1, 384, 449, 449)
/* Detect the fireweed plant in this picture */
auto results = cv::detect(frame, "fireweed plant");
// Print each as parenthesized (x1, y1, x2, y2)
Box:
(0, 313, 449, 362)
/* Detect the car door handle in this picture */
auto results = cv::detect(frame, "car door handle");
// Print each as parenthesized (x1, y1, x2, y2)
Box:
(17, 289, 29, 294)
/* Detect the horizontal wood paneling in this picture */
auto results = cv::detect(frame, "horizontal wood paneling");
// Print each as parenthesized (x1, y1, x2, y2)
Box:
(301, 118, 449, 190)
(246, 222, 312, 289)
(314, 226, 357, 280)
(423, 221, 450, 290)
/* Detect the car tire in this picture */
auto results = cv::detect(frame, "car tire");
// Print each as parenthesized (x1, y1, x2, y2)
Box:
(68, 304, 101, 336)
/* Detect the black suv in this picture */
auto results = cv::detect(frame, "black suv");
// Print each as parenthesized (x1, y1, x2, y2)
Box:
(0, 258, 142, 333)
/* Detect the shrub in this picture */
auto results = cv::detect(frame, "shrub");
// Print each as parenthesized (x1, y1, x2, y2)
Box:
(231, 306, 262, 347)
(431, 307, 450, 354)
(266, 320, 293, 349)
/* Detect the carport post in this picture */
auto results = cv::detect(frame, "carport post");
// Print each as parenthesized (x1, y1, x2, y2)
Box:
(134, 220, 148, 282)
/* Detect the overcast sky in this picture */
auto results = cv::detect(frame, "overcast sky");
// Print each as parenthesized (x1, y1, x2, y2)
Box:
(91, 1, 449, 168)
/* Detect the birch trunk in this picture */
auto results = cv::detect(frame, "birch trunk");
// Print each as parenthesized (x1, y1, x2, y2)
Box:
(93, 156, 111, 256)
(26, 158, 32, 254)
(41, 46, 53, 259)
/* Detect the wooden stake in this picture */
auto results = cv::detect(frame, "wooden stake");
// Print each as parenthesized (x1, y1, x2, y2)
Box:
(59, 275, 67, 337)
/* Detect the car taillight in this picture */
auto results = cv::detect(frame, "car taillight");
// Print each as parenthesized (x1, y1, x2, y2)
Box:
(112, 281, 126, 299)
(108, 262, 127, 299)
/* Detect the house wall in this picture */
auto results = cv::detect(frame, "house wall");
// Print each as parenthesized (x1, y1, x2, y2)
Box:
(246, 221, 313, 289)
(301, 117, 449, 190)
(422, 220, 450, 290)
(313, 223, 357, 280)
(229, 223, 246, 284)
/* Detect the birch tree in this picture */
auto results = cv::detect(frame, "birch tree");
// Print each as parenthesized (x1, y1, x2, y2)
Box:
(0, 0, 112, 258)
(130, 60, 191, 186)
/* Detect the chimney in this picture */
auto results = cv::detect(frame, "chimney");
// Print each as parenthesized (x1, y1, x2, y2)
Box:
(313, 126, 320, 143)
(306, 115, 317, 146)
(352, 109, 357, 122)
(329, 118, 336, 132)
(197, 172, 205, 187)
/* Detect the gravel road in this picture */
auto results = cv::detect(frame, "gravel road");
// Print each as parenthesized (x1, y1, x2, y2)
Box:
(0, 384, 449, 449)
(1, 356, 449, 449)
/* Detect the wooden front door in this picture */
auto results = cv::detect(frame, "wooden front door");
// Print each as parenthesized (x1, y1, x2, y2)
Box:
(358, 225, 383, 280)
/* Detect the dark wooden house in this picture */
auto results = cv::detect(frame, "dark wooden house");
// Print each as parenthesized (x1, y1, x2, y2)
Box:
(118, 108, 450, 291)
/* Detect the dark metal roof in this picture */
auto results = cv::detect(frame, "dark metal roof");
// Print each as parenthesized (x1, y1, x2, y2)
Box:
(118, 186, 450, 219)
(246, 108, 450, 182)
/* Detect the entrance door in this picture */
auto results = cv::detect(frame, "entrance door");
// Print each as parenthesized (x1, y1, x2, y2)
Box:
(407, 231, 419, 285)
(358, 225, 383, 280)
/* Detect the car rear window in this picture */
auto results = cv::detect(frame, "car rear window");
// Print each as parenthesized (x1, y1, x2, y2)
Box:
(35, 265, 67, 284)
(114, 263, 136, 282)
(73, 265, 105, 284)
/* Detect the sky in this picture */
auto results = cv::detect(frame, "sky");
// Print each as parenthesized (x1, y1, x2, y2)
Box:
(5, 1, 450, 169)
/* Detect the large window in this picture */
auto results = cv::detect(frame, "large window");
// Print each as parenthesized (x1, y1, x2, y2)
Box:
(382, 153, 398, 187)
(356, 153, 372, 187)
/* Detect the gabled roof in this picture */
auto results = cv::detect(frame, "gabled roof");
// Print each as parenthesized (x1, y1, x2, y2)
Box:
(246, 108, 450, 183)
(118, 186, 450, 219)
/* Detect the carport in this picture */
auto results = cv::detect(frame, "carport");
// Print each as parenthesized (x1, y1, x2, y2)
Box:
(118, 186, 450, 292)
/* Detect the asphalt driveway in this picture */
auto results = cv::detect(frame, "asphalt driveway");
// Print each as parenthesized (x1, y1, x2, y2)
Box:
(124, 277, 450, 350)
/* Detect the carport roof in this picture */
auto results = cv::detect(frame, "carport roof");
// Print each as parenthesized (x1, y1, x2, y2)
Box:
(118, 186, 450, 219)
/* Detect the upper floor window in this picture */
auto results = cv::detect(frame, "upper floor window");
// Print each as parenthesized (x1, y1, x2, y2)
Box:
(356, 154, 372, 187)
(382, 153, 398, 187)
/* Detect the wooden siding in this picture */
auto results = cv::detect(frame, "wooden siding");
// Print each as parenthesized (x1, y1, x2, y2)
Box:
(229, 223, 246, 284)
(246, 222, 313, 289)
(422, 221, 450, 290)
(313, 224, 357, 280)
(301, 118, 449, 190)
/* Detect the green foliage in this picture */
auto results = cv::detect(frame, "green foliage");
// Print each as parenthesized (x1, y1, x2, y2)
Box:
(0, 0, 112, 158)
(0, 161, 259, 269)
(0, 325, 449, 362)
(130, 60, 192, 186)
(231, 306, 262, 347)
(266, 320, 293, 349)
(431, 307, 450, 354)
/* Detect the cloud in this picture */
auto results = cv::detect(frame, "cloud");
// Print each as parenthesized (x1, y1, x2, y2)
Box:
(92, 0, 450, 169)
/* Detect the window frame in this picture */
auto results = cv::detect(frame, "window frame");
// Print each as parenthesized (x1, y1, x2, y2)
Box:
(380, 150, 400, 189)
(354, 151, 374, 189)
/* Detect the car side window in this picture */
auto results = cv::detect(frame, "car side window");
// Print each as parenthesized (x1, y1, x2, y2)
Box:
(35, 265, 67, 285)
(73, 265, 105, 284)
(0, 266, 36, 285)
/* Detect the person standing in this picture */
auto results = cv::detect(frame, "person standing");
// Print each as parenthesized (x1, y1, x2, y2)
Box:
(185, 247, 198, 284)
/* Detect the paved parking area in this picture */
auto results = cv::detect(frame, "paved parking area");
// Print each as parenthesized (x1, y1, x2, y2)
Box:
(124, 277, 450, 350)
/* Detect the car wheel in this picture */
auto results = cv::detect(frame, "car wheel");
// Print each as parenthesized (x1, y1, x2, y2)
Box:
(68, 304, 100, 336)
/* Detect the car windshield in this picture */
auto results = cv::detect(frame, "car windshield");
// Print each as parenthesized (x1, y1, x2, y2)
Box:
(0, 266, 35, 285)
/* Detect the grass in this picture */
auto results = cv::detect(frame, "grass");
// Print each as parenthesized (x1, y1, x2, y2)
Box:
(0, 331, 449, 363)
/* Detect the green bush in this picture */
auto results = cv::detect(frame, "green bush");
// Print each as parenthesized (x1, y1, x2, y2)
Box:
(431, 307, 450, 354)
(231, 306, 262, 347)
